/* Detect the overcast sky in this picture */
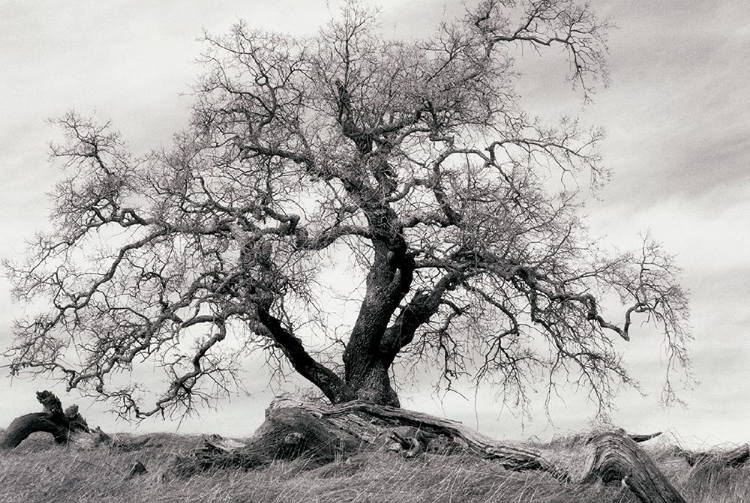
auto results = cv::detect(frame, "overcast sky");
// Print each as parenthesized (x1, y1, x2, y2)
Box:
(1, 0, 749, 447)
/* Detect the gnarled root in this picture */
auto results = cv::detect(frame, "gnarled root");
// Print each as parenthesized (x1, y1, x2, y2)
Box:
(168, 399, 686, 503)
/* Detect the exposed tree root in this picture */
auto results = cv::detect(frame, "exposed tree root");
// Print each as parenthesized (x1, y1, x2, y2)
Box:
(169, 399, 686, 503)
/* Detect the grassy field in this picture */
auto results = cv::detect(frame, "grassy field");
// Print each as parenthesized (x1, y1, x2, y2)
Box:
(0, 430, 747, 503)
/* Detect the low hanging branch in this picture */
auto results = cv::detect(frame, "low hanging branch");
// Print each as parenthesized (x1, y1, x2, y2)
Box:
(169, 399, 687, 503)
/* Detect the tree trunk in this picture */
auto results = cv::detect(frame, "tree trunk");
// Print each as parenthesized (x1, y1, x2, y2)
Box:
(0, 391, 90, 449)
(169, 399, 686, 503)
(350, 361, 400, 406)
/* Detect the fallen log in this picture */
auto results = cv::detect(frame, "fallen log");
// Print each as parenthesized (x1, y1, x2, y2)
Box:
(581, 433, 686, 503)
(0, 391, 90, 448)
(0, 390, 154, 452)
(169, 398, 686, 503)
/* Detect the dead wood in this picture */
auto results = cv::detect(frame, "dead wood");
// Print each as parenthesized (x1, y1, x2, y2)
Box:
(168, 399, 686, 503)
(0, 390, 154, 452)
(581, 433, 686, 503)
(0, 391, 90, 449)
(629, 432, 663, 443)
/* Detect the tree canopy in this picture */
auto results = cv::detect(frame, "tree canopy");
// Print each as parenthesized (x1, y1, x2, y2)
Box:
(5, 0, 690, 419)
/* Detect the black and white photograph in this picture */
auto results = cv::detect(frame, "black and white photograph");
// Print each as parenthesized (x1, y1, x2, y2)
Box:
(0, 1, 748, 501)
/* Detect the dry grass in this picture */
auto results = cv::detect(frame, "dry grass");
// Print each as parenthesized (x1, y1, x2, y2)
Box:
(0, 431, 747, 503)
(658, 454, 750, 503)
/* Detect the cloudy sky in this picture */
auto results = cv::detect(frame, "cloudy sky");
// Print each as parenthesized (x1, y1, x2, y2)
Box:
(1, 0, 748, 446)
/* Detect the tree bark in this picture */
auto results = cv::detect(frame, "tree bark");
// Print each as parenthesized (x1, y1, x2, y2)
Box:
(343, 243, 412, 407)
(580, 433, 686, 503)
(169, 399, 686, 503)
(0, 391, 90, 449)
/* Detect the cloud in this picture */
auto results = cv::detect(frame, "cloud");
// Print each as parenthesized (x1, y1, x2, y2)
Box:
(0, 0, 748, 444)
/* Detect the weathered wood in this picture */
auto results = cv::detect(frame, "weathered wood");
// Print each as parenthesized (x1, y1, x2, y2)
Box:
(581, 433, 687, 503)
(0, 391, 90, 449)
(170, 403, 365, 478)
(204, 434, 247, 453)
(629, 432, 663, 443)
(324, 400, 550, 470)
(0, 390, 153, 452)
(169, 399, 686, 503)
(2, 412, 72, 447)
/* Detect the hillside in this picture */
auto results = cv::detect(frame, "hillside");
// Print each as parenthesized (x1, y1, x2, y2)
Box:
(0, 430, 747, 503)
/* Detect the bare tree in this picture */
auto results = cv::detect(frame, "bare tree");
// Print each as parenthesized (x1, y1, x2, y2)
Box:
(4, 0, 689, 419)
